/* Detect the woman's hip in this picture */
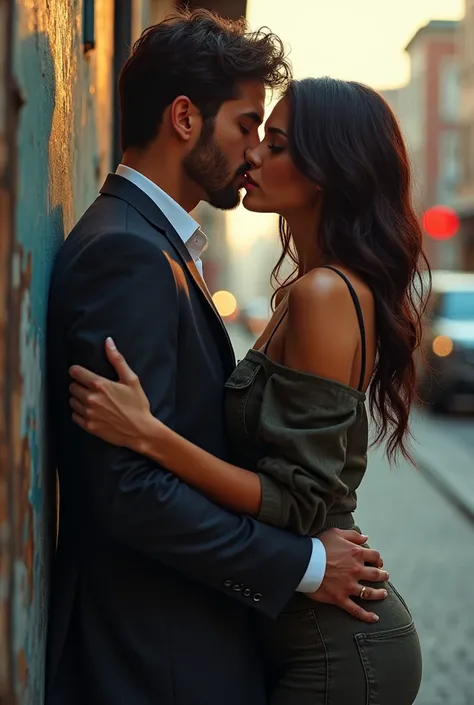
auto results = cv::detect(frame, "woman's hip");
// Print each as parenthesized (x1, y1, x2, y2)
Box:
(256, 581, 422, 705)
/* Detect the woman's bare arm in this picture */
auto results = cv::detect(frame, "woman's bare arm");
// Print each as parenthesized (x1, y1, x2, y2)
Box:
(69, 338, 262, 515)
(139, 416, 262, 515)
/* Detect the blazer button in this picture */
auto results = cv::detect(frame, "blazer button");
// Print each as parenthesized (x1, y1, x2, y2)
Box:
(253, 593, 262, 602)
(243, 589, 251, 597)
(224, 580, 233, 588)
(233, 584, 243, 592)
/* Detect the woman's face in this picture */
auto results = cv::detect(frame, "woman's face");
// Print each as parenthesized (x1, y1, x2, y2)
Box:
(242, 96, 319, 216)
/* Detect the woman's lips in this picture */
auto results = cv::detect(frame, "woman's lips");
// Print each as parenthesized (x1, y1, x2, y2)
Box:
(244, 173, 259, 191)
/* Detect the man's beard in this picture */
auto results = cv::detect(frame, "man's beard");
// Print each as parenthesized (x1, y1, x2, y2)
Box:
(183, 118, 247, 211)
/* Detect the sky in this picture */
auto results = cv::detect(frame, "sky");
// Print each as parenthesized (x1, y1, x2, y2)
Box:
(246, 0, 464, 89)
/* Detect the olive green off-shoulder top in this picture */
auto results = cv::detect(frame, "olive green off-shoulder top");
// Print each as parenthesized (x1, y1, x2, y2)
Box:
(224, 267, 369, 537)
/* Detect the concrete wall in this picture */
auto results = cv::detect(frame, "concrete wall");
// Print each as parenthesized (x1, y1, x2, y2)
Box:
(0, 0, 16, 701)
(0, 1, 115, 702)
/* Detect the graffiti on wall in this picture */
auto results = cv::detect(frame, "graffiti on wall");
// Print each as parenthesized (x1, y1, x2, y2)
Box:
(0, 1, 114, 702)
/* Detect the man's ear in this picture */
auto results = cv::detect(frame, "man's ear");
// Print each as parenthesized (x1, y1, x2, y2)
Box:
(169, 95, 202, 142)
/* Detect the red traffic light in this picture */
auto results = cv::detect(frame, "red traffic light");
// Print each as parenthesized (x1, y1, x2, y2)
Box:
(422, 205, 459, 240)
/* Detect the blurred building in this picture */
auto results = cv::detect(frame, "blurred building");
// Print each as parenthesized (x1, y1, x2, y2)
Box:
(405, 20, 459, 213)
(148, 0, 247, 25)
(383, 20, 461, 269)
(455, 0, 474, 269)
(380, 87, 406, 119)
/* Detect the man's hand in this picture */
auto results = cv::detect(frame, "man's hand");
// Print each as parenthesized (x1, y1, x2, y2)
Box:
(306, 529, 388, 623)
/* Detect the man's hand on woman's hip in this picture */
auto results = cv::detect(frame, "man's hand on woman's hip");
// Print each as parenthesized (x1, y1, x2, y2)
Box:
(306, 528, 388, 624)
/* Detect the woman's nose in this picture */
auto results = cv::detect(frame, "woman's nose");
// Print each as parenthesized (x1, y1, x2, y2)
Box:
(245, 147, 262, 169)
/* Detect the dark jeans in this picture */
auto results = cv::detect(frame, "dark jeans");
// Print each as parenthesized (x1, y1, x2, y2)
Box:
(257, 582, 422, 705)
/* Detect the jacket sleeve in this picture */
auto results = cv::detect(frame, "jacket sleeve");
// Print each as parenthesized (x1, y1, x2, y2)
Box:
(255, 371, 361, 536)
(60, 230, 312, 618)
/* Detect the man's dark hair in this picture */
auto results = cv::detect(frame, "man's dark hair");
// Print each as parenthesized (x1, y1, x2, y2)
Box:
(119, 9, 292, 151)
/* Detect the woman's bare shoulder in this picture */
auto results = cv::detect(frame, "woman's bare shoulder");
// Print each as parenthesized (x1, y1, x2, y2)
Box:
(284, 266, 373, 382)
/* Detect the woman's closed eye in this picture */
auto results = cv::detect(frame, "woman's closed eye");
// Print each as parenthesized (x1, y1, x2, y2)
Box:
(268, 144, 284, 154)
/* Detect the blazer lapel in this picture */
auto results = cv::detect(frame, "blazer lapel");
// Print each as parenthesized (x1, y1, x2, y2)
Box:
(100, 174, 236, 377)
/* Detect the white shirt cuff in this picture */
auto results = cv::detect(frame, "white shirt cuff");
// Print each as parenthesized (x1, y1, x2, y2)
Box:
(295, 538, 326, 593)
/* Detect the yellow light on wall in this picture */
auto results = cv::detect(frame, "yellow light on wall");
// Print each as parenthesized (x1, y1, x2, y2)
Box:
(212, 290, 238, 318)
(432, 336, 453, 357)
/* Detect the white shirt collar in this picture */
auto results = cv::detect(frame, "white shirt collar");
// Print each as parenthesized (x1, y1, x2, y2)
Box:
(115, 164, 206, 256)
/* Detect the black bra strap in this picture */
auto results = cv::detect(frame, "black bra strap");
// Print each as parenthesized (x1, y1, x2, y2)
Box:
(263, 307, 288, 355)
(264, 268, 367, 392)
(320, 266, 367, 391)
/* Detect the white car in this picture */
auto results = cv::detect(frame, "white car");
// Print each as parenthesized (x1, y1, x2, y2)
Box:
(418, 270, 474, 412)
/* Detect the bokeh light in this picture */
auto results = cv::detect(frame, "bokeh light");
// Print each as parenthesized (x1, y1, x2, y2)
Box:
(432, 335, 454, 357)
(423, 206, 460, 240)
(212, 290, 238, 318)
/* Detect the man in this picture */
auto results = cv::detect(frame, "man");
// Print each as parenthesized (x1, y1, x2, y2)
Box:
(46, 10, 387, 705)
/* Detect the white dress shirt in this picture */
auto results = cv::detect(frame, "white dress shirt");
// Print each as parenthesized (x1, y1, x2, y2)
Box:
(116, 164, 326, 594)
(116, 164, 208, 276)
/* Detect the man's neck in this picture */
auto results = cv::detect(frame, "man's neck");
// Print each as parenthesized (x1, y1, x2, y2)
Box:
(121, 150, 200, 213)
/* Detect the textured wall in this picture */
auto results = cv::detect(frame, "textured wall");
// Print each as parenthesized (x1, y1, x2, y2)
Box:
(0, 0, 15, 701)
(0, 1, 114, 702)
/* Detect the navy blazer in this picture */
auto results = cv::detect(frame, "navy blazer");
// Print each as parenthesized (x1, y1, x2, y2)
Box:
(45, 174, 311, 705)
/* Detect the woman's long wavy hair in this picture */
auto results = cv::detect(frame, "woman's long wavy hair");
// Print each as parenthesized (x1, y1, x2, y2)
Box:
(271, 77, 431, 461)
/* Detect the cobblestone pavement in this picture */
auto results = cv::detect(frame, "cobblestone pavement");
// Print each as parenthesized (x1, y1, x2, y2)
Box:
(356, 443, 474, 705)
(227, 322, 474, 704)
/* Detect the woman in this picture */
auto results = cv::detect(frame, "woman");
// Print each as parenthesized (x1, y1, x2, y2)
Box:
(69, 77, 427, 704)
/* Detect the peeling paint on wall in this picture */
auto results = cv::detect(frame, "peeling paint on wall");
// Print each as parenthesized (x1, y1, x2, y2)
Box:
(1, 1, 114, 703)
(1, 1, 19, 700)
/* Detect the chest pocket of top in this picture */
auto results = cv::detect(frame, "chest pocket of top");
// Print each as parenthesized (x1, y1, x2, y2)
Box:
(224, 359, 262, 446)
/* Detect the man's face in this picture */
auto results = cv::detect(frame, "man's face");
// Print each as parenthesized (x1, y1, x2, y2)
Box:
(183, 80, 265, 210)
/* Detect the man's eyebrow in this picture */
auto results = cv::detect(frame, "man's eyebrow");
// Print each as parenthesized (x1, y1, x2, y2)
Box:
(241, 111, 264, 126)
(267, 126, 288, 137)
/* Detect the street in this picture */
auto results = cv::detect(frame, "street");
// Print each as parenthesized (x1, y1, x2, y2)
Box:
(357, 439, 474, 705)
(227, 322, 474, 705)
